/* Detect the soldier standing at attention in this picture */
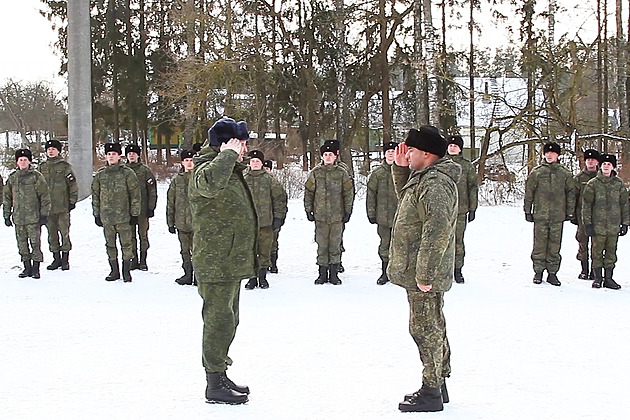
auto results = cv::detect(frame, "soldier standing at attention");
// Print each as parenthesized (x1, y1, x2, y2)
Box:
(366, 141, 398, 285)
(388, 127, 459, 412)
(581, 154, 629, 290)
(304, 143, 354, 285)
(92, 142, 141, 282)
(524, 142, 576, 286)
(189, 117, 255, 404)
(167, 150, 195, 285)
(3, 149, 51, 279)
(572, 149, 600, 280)
(446, 135, 478, 283)
(125, 144, 157, 271)
(39, 140, 78, 271)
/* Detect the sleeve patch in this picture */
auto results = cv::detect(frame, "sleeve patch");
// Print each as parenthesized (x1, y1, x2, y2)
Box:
(147, 178, 155, 185)
(66, 173, 76, 182)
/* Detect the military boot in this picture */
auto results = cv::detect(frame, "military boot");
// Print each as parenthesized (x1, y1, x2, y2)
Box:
(329, 263, 342, 285)
(130, 256, 139, 271)
(205, 372, 248, 404)
(546, 272, 561, 286)
(592, 267, 603, 288)
(31, 261, 41, 279)
(533, 272, 543, 284)
(337, 261, 345, 273)
(61, 251, 70, 270)
(269, 251, 278, 274)
(139, 251, 148, 271)
(314, 265, 328, 285)
(603, 268, 621, 290)
(105, 260, 120, 281)
(405, 380, 449, 404)
(399, 384, 443, 412)
(175, 261, 193, 285)
(578, 260, 589, 280)
(47, 252, 62, 270)
(19, 260, 32, 278)
(122, 259, 133, 282)
(222, 372, 250, 394)
(377, 260, 389, 285)
(454, 267, 465, 284)
(258, 268, 269, 289)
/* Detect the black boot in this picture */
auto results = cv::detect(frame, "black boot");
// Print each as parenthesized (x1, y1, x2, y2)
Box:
(578, 260, 589, 279)
(546, 272, 561, 286)
(399, 384, 443, 412)
(139, 251, 148, 271)
(329, 263, 342, 285)
(106, 260, 120, 281)
(130, 256, 139, 271)
(244, 277, 257, 290)
(47, 252, 62, 270)
(592, 267, 603, 288)
(19, 260, 32, 278)
(337, 261, 345, 273)
(31, 261, 41, 279)
(258, 268, 269, 289)
(405, 380, 449, 404)
(61, 251, 70, 270)
(314, 265, 328, 284)
(269, 251, 278, 273)
(205, 372, 248, 404)
(377, 260, 389, 285)
(222, 372, 250, 394)
(454, 267, 465, 284)
(533, 272, 543, 284)
(176, 261, 193, 285)
(603, 267, 621, 290)
(122, 259, 132, 282)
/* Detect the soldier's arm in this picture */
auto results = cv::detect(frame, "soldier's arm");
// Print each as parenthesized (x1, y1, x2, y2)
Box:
(37, 173, 51, 217)
(166, 180, 176, 228)
(620, 184, 630, 226)
(304, 171, 315, 213)
(565, 171, 576, 217)
(366, 171, 377, 219)
(127, 170, 141, 217)
(581, 183, 595, 226)
(146, 167, 158, 212)
(342, 172, 354, 216)
(523, 170, 537, 214)
(270, 177, 288, 220)
(3, 176, 13, 220)
(67, 166, 78, 207)
(192, 149, 238, 199)
(91, 174, 101, 218)
(391, 164, 411, 198)
(467, 162, 479, 211)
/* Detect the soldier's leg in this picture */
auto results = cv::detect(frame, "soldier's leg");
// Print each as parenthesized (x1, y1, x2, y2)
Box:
(377, 224, 392, 263)
(315, 222, 331, 266)
(576, 224, 589, 261)
(178, 231, 193, 264)
(117, 224, 134, 261)
(545, 222, 564, 274)
(103, 225, 118, 261)
(257, 226, 274, 269)
(454, 214, 467, 270)
(138, 216, 150, 252)
(531, 222, 548, 274)
(47, 213, 61, 253)
(590, 235, 605, 269)
(130, 224, 139, 266)
(271, 228, 280, 254)
(58, 212, 72, 252)
(603, 234, 619, 269)
(15, 224, 30, 261)
(25, 223, 43, 262)
(328, 222, 343, 265)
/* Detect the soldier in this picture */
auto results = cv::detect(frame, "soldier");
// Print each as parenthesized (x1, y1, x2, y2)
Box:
(366, 141, 399, 285)
(92, 142, 141, 282)
(125, 144, 157, 271)
(446, 135, 478, 283)
(243, 150, 288, 290)
(189, 117, 255, 404)
(572, 149, 600, 280)
(388, 127, 459, 412)
(263, 159, 285, 273)
(582, 154, 629, 290)
(524, 142, 576, 286)
(3, 149, 51, 279)
(304, 143, 354, 285)
(167, 150, 195, 285)
(39, 140, 78, 271)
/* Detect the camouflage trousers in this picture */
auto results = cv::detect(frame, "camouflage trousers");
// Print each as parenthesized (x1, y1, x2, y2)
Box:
(454, 214, 468, 270)
(15, 223, 43, 262)
(271, 227, 281, 253)
(377, 224, 392, 262)
(47, 212, 71, 252)
(257, 226, 274, 268)
(407, 290, 451, 388)
(591, 234, 619, 269)
(315, 221, 343, 266)
(178, 230, 194, 263)
(531, 221, 564, 275)
(131, 216, 150, 257)
(575, 223, 592, 262)
(103, 223, 134, 261)
(198, 280, 241, 373)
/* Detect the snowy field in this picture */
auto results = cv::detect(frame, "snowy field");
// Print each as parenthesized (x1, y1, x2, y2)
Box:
(1, 183, 629, 419)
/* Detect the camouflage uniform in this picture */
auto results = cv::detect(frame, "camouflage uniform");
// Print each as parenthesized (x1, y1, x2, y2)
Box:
(3, 166, 51, 262)
(39, 156, 78, 253)
(189, 145, 258, 373)
(91, 162, 141, 261)
(304, 162, 354, 266)
(167, 168, 194, 265)
(447, 154, 478, 270)
(366, 160, 398, 262)
(0, 176, 3, 209)
(524, 161, 576, 275)
(573, 169, 597, 263)
(387, 158, 460, 389)
(126, 161, 157, 267)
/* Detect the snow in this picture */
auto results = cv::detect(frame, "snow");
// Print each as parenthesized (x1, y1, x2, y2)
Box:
(1, 183, 629, 419)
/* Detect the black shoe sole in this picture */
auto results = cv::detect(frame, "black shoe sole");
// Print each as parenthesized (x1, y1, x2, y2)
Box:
(205, 397, 248, 405)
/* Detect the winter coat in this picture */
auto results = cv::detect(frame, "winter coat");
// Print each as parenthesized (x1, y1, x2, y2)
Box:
(581, 172, 630, 236)
(448, 154, 478, 215)
(366, 161, 398, 227)
(524, 161, 576, 223)
(573, 169, 597, 225)
(387, 158, 460, 292)
(304, 163, 354, 223)
(91, 163, 141, 225)
(189, 146, 258, 282)
(127, 162, 157, 216)
(166, 168, 193, 232)
(244, 168, 288, 228)
(3, 166, 51, 225)
(39, 156, 78, 214)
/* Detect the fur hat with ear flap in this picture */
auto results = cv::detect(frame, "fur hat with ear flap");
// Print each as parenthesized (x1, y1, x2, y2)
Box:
(104, 142, 122, 154)
(543, 142, 561, 155)
(180, 150, 195, 160)
(208, 117, 250, 147)
(192, 142, 203, 153)
(583, 149, 600, 161)
(599, 153, 617, 167)
(263, 159, 273, 170)
(125, 144, 141, 156)
(320, 143, 336, 155)
(383, 141, 398, 152)
(46, 140, 63, 152)
(447, 135, 464, 150)
(404, 125, 447, 158)
(248, 150, 265, 162)
(15, 148, 33, 161)
(324, 139, 340, 153)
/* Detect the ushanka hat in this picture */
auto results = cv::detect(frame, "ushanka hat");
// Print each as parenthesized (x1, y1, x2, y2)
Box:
(125, 144, 141, 155)
(599, 153, 617, 167)
(248, 150, 265, 162)
(208, 117, 249, 147)
(584, 149, 600, 161)
(324, 139, 340, 153)
(180, 150, 194, 160)
(447, 135, 464, 150)
(404, 126, 447, 158)
(263, 159, 273, 170)
(104, 142, 122, 154)
(15, 148, 32, 161)
(383, 141, 398, 152)
(320, 143, 336, 155)
(192, 142, 203, 153)
(543, 142, 561, 155)
(45, 140, 62, 152)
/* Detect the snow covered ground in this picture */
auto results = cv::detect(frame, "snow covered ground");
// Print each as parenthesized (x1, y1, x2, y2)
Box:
(1, 183, 629, 419)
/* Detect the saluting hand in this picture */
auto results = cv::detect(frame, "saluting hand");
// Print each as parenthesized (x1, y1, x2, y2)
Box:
(394, 143, 409, 167)
(220, 138, 243, 155)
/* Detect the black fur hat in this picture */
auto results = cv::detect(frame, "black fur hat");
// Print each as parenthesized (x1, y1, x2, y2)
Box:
(584, 149, 600, 161)
(248, 150, 265, 162)
(447, 135, 464, 150)
(192, 142, 203, 153)
(383, 141, 398, 152)
(404, 126, 447, 158)
(104, 142, 122, 154)
(263, 159, 273, 170)
(208, 117, 249, 146)
(125, 144, 141, 156)
(45, 140, 62, 152)
(543, 142, 561, 155)
(15, 148, 32, 161)
(180, 150, 195, 160)
(320, 143, 336, 155)
(324, 139, 340, 153)
(599, 153, 617, 167)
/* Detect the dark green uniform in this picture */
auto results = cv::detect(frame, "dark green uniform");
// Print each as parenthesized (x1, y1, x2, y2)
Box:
(189, 146, 258, 373)
(448, 154, 478, 270)
(366, 160, 398, 262)
(167, 168, 194, 264)
(39, 156, 78, 253)
(91, 162, 141, 261)
(3, 167, 51, 262)
(268, 171, 288, 267)
(387, 158, 460, 389)
(573, 169, 597, 263)
(524, 161, 576, 275)
(126, 162, 157, 265)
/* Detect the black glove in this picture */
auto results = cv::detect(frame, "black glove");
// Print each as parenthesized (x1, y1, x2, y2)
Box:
(525, 213, 534, 223)
(95, 216, 103, 227)
(168, 226, 176, 234)
(306, 211, 315, 222)
(69, 203, 76, 212)
(368, 216, 377, 225)
(467, 211, 476, 223)
(585, 224, 595, 237)
(342, 213, 351, 223)
(272, 218, 284, 230)
(39, 216, 48, 226)
(130, 216, 139, 225)
(620, 225, 628, 236)
(4, 218, 12, 227)
(147, 209, 155, 218)
(565, 214, 574, 222)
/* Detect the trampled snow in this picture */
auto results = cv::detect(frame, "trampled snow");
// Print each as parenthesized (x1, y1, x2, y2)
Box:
(1, 183, 629, 419)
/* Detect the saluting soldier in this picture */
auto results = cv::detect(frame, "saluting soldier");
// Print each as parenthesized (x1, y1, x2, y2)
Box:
(3, 149, 51, 279)
(92, 142, 141, 282)
(39, 139, 78, 271)
(125, 144, 157, 271)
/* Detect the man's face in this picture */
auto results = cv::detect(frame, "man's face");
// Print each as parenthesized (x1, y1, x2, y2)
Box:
(46, 147, 59, 158)
(249, 158, 263, 171)
(106, 151, 121, 165)
(264, 166, 272, 173)
(601, 161, 614, 176)
(237, 140, 248, 162)
(585, 158, 599, 171)
(384, 148, 396, 164)
(127, 152, 139, 163)
(544, 151, 559, 163)
(16, 157, 30, 170)
(182, 158, 195, 172)
(406, 147, 431, 171)
(322, 152, 337, 165)
(447, 144, 461, 156)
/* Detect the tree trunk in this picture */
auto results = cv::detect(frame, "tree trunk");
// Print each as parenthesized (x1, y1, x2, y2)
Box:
(469, 0, 476, 159)
(380, 0, 391, 143)
(414, 0, 428, 126)
(422, 0, 439, 125)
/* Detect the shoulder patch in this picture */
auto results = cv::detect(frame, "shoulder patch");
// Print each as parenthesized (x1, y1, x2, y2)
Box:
(66, 173, 76, 182)
(147, 178, 155, 185)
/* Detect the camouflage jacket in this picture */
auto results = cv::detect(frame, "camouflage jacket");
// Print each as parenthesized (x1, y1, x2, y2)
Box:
(581, 172, 630, 236)
(0, 176, 3, 209)
(91, 162, 141, 225)
(39, 156, 78, 214)
(524, 161, 576, 222)
(127, 162, 157, 216)
(3, 166, 51, 225)
(366, 161, 398, 227)
(244, 168, 288, 228)
(387, 158, 460, 292)
(573, 169, 598, 225)
(189, 146, 258, 282)
(166, 168, 193, 232)
(304, 163, 354, 223)
(448, 154, 478, 215)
